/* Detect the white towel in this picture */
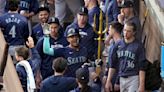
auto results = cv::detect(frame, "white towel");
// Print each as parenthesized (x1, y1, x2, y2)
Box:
(17, 60, 36, 92)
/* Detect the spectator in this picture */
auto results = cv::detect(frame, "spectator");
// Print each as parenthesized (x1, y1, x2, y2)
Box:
(16, 37, 40, 92)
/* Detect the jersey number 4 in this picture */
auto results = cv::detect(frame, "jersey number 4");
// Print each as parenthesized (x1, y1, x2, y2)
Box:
(9, 25, 16, 38)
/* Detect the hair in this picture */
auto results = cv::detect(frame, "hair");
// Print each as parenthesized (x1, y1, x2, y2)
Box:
(77, 79, 91, 92)
(8, 0, 19, 11)
(76, 68, 91, 92)
(15, 46, 29, 60)
(110, 21, 123, 34)
(52, 57, 67, 73)
(124, 20, 137, 32)
(80, 83, 92, 92)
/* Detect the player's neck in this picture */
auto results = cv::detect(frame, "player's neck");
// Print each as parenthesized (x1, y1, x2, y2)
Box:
(69, 45, 79, 51)
(8, 11, 18, 13)
(78, 23, 86, 28)
(50, 34, 58, 40)
(88, 3, 97, 10)
(126, 13, 134, 20)
(113, 34, 122, 42)
(54, 72, 63, 76)
(124, 37, 135, 44)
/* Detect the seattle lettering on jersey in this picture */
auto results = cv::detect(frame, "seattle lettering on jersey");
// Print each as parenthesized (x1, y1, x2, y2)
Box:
(67, 56, 87, 65)
(117, 50, 136, 69)
(117, 50, 135, 60)
(5, 16, 21, 24)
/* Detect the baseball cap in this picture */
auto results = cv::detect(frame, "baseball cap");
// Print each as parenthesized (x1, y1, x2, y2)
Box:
(65, 28, 80, 37)
(120, 0, 134, 8)
(78, 7, 88, 15)
(48, 17, 60, 25)
(76, 67, 89, 82)
(37, 4, 50, 13)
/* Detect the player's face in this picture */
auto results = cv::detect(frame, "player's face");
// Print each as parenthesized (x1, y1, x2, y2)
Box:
(122, 7, 131, 18)
(123, 24, 135, 40)
(67, 35, 80, 47)
(15, 52, 20, 61)
(108, 25, 115, 37)
(38, 11, 49, 23)
(84, 0, 90, 7)
(49, 23, 59, 37)
(117, 0, 123, 6)
(77, 14, 88, 26)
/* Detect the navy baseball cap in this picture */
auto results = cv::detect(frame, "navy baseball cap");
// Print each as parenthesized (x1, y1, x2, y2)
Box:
(37, 4, 50, 13)
(65, 28, 80, 37)
(48, 17, 60, 25)
(76, 68, 89, 82)
(120, 0, 134, 8)
(78, 7, 88, 15)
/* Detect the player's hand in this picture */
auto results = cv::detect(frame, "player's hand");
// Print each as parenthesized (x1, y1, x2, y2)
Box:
(82, 63, 91, 68)
(95, 59, 103, 67)
(102, 76, 107, 87)
(105, 81, 113, 92)
(47, 0, 54, 4)
(114, 84, 120, 92)
(26, 36, 34, 48)
(138, 85, 145, 92)
(35, 70, 42, 89)
(117, 12, 124, 25)
(43, 23, 50, 36)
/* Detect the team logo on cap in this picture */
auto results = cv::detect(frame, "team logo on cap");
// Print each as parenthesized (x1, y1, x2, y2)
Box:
(68, 28, 75, 34)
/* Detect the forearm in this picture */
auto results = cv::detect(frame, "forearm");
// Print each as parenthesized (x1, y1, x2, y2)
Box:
(139, 70, 145, 88)
(106, 68, 116, 82)
(43, 36, 54, 55)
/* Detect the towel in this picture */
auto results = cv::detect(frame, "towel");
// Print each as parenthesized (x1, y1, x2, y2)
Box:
(17, 60, 36, 92)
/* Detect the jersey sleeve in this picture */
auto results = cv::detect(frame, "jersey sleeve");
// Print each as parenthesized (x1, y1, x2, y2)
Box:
(30, 48, 41, 73)
(43, 36, 55, 55)
(138, 44, 146, 71)
(110, 44, 119, 69)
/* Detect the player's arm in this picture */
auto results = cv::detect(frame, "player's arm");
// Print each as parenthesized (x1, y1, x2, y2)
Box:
(139, 70, 145, 92)
(105, 68, 116, 92)
(112, 0, 119, 21)
(138, 44, 146, 92)
(43, 36, 54, 55)
(30, 0, 39, 16)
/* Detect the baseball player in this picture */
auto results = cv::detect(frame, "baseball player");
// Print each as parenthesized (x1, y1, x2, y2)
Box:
(84, 0, 100, 31)
(66, 7, 98, 60)
(103, 0, 119, 23)
(118, 0, 142, 41)
(0, 0, 29, 63)
(103, 21, 123, 92)
(43, 27, 91, 77)
(0, 0, 6, 16)
(19, 0, 39, 18)
(16, 37, 40, 92)
(105, 21, 146, 92)
(55, 0, 83, 25)
(32, 5, 50, 44)
(35, 17, 68, 79)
